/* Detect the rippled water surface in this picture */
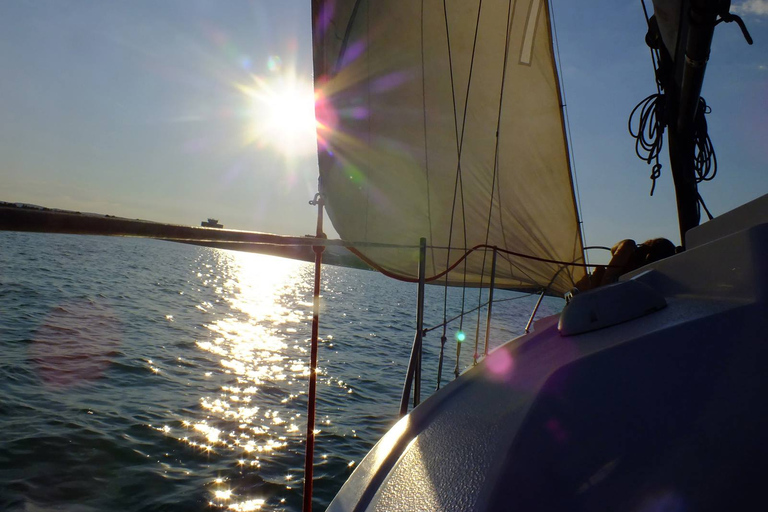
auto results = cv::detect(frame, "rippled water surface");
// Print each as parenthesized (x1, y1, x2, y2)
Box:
(0, 232, 563, 511)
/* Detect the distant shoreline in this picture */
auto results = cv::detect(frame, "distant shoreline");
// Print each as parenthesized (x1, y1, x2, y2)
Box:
(0, 201, 371, 271)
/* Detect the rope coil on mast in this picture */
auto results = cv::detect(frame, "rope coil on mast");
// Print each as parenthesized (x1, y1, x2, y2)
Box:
(631, 0, 753, 213)
(627, 75, 718, 204)
(628, 93, 667, 196)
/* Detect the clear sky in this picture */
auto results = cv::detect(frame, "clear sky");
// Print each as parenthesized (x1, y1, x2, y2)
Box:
(555, 0, 768, 258)
(1, 1, 766, 255)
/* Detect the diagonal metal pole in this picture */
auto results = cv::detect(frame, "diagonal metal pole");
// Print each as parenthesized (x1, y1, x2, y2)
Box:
(525, 289, 546, 334)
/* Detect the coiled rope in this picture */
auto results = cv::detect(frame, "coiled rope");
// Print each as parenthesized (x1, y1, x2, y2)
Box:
(628, 93, 666, 195)
(628, 94, 718, 197)
(692, 97, 717, 185)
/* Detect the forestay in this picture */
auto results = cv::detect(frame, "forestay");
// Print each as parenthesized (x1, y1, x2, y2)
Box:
(312, 0, 585, 295)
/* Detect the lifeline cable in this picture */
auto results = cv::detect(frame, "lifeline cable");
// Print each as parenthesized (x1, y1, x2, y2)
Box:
(424, 291, 536, 335)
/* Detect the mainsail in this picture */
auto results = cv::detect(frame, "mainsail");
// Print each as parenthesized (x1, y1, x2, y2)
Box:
(312, 0, 585, 295)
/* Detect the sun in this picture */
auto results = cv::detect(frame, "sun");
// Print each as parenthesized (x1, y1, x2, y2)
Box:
(238, 70, 318, 159)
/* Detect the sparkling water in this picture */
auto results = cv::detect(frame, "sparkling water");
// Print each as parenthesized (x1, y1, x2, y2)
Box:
(0, 232, 563, 511)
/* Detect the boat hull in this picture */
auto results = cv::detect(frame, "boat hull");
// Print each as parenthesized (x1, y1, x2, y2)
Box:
(329, 193, 768, 511)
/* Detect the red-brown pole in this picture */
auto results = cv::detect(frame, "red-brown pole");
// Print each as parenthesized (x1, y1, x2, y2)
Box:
(306, 1, 330, 506)
(303, 194, 325, 512)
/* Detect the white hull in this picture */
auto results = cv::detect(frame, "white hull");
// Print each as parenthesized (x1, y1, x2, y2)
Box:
(329, 193, 768, 511)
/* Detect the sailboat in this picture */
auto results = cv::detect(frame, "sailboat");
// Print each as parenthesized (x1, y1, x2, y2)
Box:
(0, 1, 764, 509)
(305, 0, 768, 510)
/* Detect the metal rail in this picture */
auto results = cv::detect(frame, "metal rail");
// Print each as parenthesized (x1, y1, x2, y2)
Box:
(399, 238, 427, 416)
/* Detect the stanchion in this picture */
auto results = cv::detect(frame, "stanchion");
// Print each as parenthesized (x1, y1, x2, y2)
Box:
(302, 194, 325, 512)
(399, 237, 427, 416)
(483, 247, 498, 357)
(525, 290, 546, 334)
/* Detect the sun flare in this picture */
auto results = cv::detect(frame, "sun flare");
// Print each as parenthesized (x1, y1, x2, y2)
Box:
(238, 71, 318, 159)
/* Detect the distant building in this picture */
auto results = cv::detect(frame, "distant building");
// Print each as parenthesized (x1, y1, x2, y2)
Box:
(201, 218, 223, 228)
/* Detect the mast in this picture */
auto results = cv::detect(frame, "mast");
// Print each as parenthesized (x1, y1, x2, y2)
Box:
(650, 0, 751, 244)
(665, 0, 715, 243)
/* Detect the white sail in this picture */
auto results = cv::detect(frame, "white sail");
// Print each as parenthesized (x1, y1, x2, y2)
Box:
(313, 0, 585, 295)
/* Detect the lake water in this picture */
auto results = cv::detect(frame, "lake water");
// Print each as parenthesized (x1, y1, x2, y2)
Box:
(0, 232, 563, 511)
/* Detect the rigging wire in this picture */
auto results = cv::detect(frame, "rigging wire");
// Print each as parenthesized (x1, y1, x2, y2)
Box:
(424, 292, 537, 335)
(496, 251, 541, 289)
(632, 1, 667, 195)
(698, 192, 715, 221)
(640, 0, 663, 96)
(440, 0, 463, 380)
(421, 0, 447, 390)
(633, 2, 666, 196)
(492, 3, 518, 284)
(458, 0, 484, 371)
(439, 0, 485, 379)
(470, 0, 515, 367)
(420, 0, 436, 275)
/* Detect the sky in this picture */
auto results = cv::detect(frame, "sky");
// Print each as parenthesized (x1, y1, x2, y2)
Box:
(1, 0, 766, 257)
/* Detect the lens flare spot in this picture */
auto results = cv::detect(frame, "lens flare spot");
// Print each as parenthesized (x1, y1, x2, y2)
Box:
(315, 0, 335, 37)
(314, 86, 339, 151)
(340, 39, 367, 69)
(266, 55, 282, 72)
(346, 165, 365, 184)
(485, 349, 514, 378)
(371, 71, 412, 93)
(456, 331, 466, 343)
(29, 299, 121, 388)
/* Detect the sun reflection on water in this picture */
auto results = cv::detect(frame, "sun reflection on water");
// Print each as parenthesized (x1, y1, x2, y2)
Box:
(179, 249, 314, 510)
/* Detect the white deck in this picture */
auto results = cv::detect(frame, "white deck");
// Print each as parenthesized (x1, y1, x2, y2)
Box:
(329, 193, 768, 511)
